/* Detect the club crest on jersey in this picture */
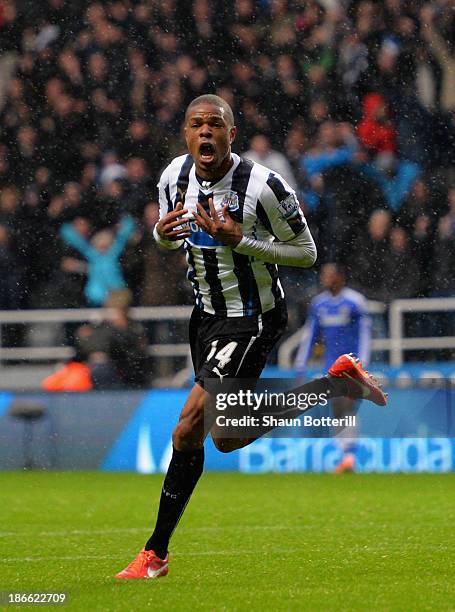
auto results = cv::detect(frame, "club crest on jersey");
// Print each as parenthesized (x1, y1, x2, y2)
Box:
(278, 193, 299, 219)
(221, 191, 239, 212)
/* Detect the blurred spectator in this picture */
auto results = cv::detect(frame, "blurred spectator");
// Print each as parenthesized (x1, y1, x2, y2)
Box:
(310, 161, 385, 265)
(420, 5, 455, 112)
(244, 134, 297, 189)
(357, 93, 397, 156)
(433, 222, 455, 298)
(301, 121, 357, 211)
(123, 157, 153, 218)
(351, 209, 392, 302)
(429, 190, 455, 338)
(337, 28, 369, 112)
(0, 185, 20, 226)
(120, 119, 166, 176)
(76, 289, 149, 389)
(360, 152, 420, 212)
(411, 214, 435, 298)
(43, 216, 90, 308)
(60, 215, 136, 306)
(383, 226, 420, 300)
(433, 188, 455, 297)
(302, 121, 357, 183)
(99, 151, 127, 187)
(397, 178, 436, 230)
(0, 1, 20, 108)
(0, 223, 21, 309)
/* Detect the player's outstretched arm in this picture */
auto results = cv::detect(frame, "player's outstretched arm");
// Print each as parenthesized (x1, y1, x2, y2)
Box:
(192, 195, 316, 267)
(232, 176, 317, 268)
(234, 227, 317, 268)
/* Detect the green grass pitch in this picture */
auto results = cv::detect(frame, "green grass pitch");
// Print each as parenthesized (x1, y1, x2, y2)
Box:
(1, 471, 454, 611)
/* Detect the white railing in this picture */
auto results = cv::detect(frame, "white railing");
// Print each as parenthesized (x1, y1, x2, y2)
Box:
(0, 306, 192, 324)
(0, 306, 193, 362)
(278, 297, 455, 369)
(389, 298, 455, 366)
(0, 298, 454, 369)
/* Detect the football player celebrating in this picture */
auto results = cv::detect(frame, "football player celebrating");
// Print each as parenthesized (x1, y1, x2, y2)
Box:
(116, 95, 386, 579)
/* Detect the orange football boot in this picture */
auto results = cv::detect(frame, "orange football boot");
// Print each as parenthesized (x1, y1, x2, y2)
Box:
(328, 353, 387, 406)
(334, 453, 356, 473)
(115, 548, 169, 579)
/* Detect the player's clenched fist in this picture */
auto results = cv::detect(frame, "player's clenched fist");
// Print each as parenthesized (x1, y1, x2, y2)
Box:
(193, 197, 243, 247)
(156, 202, 191, 241)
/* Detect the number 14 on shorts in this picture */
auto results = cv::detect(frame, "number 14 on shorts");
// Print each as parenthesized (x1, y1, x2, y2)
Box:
(206, 340, 239, 376)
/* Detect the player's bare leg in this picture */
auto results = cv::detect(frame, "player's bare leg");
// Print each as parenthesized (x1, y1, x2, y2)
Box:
(116, 384, 215, 579)
(116, 353, 386, 577)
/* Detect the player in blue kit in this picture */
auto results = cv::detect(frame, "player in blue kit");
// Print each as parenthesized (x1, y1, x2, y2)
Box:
(295, 263, 371, 471)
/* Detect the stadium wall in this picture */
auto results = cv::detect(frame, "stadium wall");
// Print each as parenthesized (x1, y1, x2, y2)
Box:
(1, 364, 455, 473)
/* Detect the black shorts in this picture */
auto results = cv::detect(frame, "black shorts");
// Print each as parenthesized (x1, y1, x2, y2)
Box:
(189, 300, 288, 386)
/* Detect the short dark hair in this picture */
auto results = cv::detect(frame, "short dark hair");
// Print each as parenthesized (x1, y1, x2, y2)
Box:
(324, 262, 346, 277)
(185, 94, 235, 127)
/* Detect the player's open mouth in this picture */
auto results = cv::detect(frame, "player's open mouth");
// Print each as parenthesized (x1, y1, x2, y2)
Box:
(199, 142, 216, 163)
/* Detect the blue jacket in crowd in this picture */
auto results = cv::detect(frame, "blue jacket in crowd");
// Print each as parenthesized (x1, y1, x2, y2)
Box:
(60, 216, 136, 306)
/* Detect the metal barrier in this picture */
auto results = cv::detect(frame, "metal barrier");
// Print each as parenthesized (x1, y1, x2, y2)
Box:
(0, 298, 454, 369)
(389, 298, 455, 366)
(0, 306, 193, 363)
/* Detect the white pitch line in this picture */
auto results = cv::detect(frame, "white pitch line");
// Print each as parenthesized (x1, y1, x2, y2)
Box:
(0, 527, 148, 538)
(0, 525, 309, 538)
(1, 543, 449, 564)
(0, 549, 302, 563)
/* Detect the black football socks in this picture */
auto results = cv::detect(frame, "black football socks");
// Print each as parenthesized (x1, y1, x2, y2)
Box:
(145, 446, 204, 559)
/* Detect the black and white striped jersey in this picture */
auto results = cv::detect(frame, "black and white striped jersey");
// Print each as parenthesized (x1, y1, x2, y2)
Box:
(157, 152, 308, 317)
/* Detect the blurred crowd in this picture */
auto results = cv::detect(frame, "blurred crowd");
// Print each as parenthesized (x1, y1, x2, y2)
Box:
(1, 0, 455, 320)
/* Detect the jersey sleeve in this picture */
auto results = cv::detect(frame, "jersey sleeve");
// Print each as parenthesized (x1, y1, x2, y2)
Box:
(257, 173, 307, 242)
(157, 165, 173, 218)
(154, 164, 183, 250)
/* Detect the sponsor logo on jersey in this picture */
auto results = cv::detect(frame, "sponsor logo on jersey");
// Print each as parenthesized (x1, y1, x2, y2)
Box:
(186, 221, 224, 247)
